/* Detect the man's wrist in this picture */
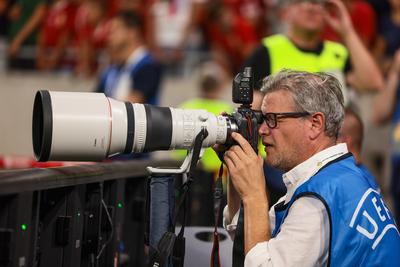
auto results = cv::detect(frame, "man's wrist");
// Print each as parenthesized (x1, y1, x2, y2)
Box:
(340, 25, 356, 43)
(243, 193, 268, 209)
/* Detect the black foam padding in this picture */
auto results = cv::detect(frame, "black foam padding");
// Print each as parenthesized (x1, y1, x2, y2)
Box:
(124, 102, 135, 154)
(143, 105, 172, 152)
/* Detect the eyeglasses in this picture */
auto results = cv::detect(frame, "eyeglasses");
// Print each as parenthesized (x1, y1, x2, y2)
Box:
(262, 112, 310, 129)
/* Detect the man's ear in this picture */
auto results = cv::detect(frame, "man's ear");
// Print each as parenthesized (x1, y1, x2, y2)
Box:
(308, 112, 325, 140)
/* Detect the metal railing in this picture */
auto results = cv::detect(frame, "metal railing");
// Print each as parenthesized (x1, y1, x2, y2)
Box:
(0, 159, 178, 195)
(0, 159, 179, 267)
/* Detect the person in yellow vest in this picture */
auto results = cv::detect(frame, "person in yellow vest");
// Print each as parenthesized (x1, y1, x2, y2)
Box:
(174, 61, 234, 174)
(245, 0, 383, 109)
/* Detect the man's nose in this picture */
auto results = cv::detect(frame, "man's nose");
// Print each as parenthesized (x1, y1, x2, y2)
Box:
(259, 121, 271, 136)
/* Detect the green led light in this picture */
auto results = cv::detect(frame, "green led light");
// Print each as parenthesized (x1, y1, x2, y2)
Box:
(77, 212, 81, 217)
(117, 202, 123, 208)
(21, 224, 27, 231)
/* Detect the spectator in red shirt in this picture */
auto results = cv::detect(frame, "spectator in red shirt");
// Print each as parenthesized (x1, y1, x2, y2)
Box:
(206, 3, 258, 74)
(222, 0, 269, 39)
(74, 0, 110, 76)
(322, 0, 377, 49)
(36, 0, 79, 70)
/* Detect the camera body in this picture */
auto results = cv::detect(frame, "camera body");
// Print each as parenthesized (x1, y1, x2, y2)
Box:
(226, 67, 263, 153)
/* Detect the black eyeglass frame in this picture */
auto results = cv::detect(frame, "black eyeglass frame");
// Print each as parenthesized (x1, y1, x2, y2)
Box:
(262, 112, 310, 129)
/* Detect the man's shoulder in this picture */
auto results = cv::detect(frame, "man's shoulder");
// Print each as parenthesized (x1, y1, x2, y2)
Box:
(261, 34, 287, 47)
(128, 53, 162, 77)
(101, 64, 121, 77)
(304, 156, 370, 195)
(133, 52, 161, 68)
(314, 155, 361, 181)
(322, 39, 348, 55)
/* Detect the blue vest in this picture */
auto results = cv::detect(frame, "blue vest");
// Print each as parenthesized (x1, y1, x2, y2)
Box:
(272, 154, 400, 267)
(99, 53, 160, 105)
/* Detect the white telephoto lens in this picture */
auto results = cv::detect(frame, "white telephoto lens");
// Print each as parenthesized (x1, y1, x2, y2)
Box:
(33, 91, 231, 161)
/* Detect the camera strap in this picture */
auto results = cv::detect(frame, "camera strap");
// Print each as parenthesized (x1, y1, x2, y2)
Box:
(210, 163, 224, 267)
(147, 128, 208, 267)
(232, 114, 256, 267)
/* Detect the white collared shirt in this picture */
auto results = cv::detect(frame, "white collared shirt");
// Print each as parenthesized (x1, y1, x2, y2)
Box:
(114, 46, 148, 100)
(223, 143, 348, 267)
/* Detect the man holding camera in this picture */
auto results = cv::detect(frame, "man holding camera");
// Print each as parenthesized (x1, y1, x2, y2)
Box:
(222, 70, 400, 266)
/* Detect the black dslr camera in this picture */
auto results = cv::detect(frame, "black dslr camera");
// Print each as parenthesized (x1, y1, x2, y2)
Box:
(225, 67, 263, 153)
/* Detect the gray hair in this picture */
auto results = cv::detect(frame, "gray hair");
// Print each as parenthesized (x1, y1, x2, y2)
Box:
(261, 69, 345, 138)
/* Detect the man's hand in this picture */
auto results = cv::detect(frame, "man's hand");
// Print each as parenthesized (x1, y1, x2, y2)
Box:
(323, 0, 353, 37)
(224, 132, 266, 203)
(323, 0, 383, 92)
(224, 132, 271, 254)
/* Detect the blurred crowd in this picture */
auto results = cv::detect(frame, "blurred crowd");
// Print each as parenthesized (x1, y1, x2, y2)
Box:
(0, 0, 272, 76)
(0, 0, 397, 79)
(1, 0, 400, 224)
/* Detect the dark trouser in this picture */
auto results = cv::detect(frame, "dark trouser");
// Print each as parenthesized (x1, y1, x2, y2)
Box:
(149, 176, 175, 267)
